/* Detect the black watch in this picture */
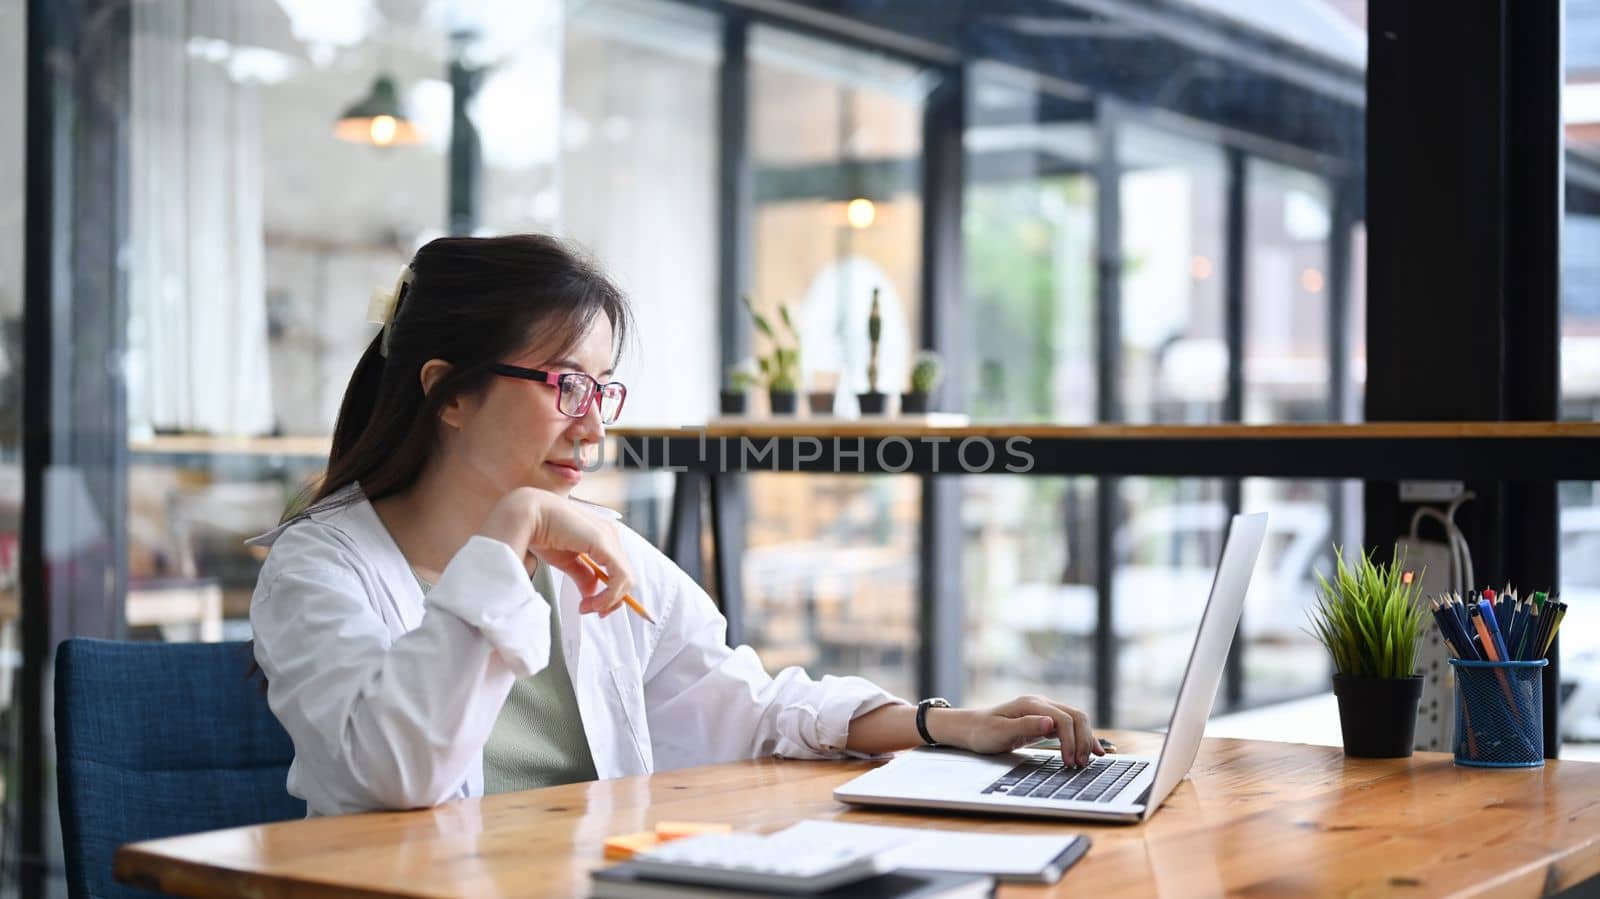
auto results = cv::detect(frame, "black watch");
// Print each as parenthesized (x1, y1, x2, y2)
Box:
(915, 697, 952, 746)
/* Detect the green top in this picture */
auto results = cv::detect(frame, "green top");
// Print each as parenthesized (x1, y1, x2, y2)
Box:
(415, 562, 598, 793)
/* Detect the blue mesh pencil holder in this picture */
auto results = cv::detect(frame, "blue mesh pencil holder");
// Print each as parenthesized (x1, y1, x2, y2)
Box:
(1448, 659, 1547, 768)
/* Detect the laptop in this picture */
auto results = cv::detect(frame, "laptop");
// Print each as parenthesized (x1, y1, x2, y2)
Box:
(834, 512, 1268, 824)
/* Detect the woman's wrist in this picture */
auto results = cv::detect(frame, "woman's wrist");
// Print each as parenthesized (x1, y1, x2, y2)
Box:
(924, 707, 973, 749)
(477, 486, 543, 551)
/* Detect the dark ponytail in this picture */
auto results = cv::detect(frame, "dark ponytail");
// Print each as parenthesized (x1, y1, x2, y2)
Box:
(329, 334, 388, 469)
(294, 234, 631, 518)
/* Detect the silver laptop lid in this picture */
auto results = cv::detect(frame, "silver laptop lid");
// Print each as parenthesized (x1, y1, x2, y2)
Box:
(1141, 512, 1268, 819)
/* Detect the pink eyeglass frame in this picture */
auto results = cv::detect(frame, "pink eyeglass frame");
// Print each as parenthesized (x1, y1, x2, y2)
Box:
(489, 363, 627, 424)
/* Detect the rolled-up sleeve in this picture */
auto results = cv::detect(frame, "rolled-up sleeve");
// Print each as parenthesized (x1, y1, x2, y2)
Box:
(637, 537, 908, 769)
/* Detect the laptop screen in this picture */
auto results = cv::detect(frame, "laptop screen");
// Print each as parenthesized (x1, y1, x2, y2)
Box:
(1142, 512, 1268, 818)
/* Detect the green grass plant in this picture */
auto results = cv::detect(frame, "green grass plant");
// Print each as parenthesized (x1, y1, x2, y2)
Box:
(1305, 546, 1426, 679)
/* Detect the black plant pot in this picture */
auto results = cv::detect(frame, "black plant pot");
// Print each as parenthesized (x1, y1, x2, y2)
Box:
(769, 390, 798, 415)
(900, 392, 929, 414)
(808, 391, 835, 416)
(719, 391, 747, 416)
(857, 391, 888, 415)
(1332, 674, 1423, 758)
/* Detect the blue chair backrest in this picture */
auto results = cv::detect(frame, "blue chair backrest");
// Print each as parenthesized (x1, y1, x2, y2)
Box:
(55, 638, 305, 899)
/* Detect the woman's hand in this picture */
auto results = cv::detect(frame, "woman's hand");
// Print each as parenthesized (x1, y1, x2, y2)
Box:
(933, 696, 1104, 767)
(846, 695, 1104, 768)
(476, 487, 636, 617)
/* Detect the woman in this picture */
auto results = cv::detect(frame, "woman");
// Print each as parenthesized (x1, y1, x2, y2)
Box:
(249, 234, 1103, 816)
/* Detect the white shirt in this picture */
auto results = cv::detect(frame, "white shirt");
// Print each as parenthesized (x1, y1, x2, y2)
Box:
(247, 484, 905, 816)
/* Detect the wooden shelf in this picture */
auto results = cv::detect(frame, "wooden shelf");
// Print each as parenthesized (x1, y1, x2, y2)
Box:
(611, 420, 1600, 480)
(611, 420, 1600, 440)
(129, 435, 330, 460)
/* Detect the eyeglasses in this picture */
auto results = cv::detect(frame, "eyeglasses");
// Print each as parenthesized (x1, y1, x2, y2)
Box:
(489, 363, 627, 425)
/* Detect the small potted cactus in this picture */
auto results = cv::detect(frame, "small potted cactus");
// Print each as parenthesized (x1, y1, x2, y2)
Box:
(720, 358, 759, 416)
(856, 287, 888, 415)
(901, 350, 944, 414)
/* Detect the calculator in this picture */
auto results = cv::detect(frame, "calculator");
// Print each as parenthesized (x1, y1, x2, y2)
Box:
(629, 828, 908, 894)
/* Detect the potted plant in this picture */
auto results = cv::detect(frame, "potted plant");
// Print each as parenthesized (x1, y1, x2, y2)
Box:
(808, 370, 838, 416)
(900, 350, 943, 414)
(857, 287, 887, 415)
(720, 359, 758, 416)
(742, 295, 800, 415)
(1305, 546, 1427, 758)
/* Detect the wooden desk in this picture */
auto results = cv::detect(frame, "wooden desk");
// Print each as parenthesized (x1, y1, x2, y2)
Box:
(116, 732, 1600, 898)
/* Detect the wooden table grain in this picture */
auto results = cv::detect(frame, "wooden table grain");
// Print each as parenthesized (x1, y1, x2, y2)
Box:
(116, 732, 1600, 898)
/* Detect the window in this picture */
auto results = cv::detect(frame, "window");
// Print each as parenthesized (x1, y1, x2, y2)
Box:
(740, 29, 929, 698)
(1560, 2, 1600, 714)
(959, 2, 1366, 718)
(0, 0, 23, 876)
(118, 0, 718, 637)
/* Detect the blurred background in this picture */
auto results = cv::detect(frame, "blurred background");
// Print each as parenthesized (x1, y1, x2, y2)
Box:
(3, 0, 1599, 894)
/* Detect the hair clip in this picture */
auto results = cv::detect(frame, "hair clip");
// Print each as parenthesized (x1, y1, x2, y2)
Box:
(366, 265, 414, 357)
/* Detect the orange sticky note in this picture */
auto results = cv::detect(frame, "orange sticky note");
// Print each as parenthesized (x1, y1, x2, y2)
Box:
(603, 831, 660, 860)
(656, 821, 733, 842)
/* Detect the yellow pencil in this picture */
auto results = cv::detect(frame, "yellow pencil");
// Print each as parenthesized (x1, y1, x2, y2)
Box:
(578, 553, 654, 624)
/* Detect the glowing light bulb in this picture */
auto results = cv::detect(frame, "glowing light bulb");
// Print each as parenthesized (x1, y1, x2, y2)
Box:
(846, 198, 876, 229)
(370, 115, 398, 146)
(1300, 267, 1325, 293)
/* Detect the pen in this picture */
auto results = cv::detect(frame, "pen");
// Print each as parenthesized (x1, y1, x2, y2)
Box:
(1478, 599, 1510, 662)
(578, 553, 655, 624)
(1469, 603, 1500, 662)
(1468, 602, 1523, 722)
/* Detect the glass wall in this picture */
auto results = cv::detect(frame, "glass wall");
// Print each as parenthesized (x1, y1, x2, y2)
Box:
(1240, 159, 1340, 703)
(1119, 124, 1228, 425)
(118, 0, 715, 643)
(962, 476, 1098, 712)
(739, 30, 928, 698)
(748, 27, 925, 413)
(1, 0, 22, 886)
(963, 64, 1097, 424)
(25, 1, 1380, 799)
(959, 7, 1366, 716)
(1561, 1, 1600, 744)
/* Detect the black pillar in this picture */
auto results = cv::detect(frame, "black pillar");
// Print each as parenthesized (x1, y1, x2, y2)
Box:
(664, 472, 705, 584)
(23, 0, 132, 894)
(447, 31, 482, 236)
(708, 16, 752, 646)
(717, 16, 753, 378)
(917, 66, 966, 701)
(1365, 2, 1562, 755)
(1092, 101, 1122, 726)
(1221, 148, 1247, 711)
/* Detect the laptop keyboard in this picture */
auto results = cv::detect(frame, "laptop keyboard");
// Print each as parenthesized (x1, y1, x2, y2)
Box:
(981, 756, 1148, 803)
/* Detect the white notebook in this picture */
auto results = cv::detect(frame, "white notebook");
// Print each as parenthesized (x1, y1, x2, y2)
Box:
(783, 820, 1090, 884)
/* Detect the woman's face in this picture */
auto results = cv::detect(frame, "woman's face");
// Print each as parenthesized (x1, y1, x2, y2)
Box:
(444, 316, 616, 499)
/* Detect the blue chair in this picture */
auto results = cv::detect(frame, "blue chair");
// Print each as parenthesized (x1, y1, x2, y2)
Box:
(55, 638, 305, 899)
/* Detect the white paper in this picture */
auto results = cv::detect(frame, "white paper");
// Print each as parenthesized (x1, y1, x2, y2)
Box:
(780, 820, 1080, 878)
